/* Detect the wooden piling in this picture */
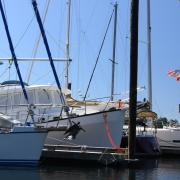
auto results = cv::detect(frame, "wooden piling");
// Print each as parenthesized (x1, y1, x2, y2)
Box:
(128, 0, 139, 160)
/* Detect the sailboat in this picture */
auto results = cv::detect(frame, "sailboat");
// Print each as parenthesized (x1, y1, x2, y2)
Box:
(0, 81, 125, 147)
(109, 0, 160, 156)
(0, 0, 125, 149)
(138, 0, 180, 154)
(0, 0, 48, 165)
(0, 116, 47, 165)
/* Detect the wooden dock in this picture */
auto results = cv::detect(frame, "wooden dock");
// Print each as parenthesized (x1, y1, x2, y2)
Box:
(41, 145, 129, 166)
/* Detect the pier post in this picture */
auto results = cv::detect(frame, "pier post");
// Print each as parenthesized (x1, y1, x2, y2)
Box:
(128, 0, 139, 159)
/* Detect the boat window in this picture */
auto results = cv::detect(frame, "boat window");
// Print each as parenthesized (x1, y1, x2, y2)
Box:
(0, 94, 11, 106)
(53, 91, 63, 104)
(20, 93, 27, 105)
(14, 93, 21, 105)
(19, 90, 34, 105)
(37, 89, 51, 104)
(27, 90, 34, 104)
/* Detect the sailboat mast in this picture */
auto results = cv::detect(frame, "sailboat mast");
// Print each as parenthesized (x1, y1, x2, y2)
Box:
(147, 0, 152, 110)
(0, 0, 29, 104)
(111, 2, 118, 101)
(64, 0, 71, 89)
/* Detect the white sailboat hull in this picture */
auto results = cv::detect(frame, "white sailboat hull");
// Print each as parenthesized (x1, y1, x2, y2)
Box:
(44, 109, 125, 148)
(0, 127, 47, 165)
(154, 128, 180, 150)
(135, 127, 180, 153)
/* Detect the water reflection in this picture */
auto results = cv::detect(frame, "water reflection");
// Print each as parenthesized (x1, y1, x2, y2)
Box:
(0, 167, 40, 180)
(39, 159, 159, 180)
(39, 166, 130, 180)
(0, 157, 180, 180)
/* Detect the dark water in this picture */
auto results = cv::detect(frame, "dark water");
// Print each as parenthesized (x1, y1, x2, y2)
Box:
(0, 157, 180, 180)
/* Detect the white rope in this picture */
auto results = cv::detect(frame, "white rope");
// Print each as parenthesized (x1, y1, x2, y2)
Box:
(47, 136, 80, 146)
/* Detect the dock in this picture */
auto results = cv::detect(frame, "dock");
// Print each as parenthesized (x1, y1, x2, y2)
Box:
(41, 145, 128, 166)
(160, 146, 180, 155)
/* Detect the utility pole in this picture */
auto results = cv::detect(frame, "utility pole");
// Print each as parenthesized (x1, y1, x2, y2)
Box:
(147, 0, 152, 110)
(128, 0, 139, 159)
(111, 2, 118, 101)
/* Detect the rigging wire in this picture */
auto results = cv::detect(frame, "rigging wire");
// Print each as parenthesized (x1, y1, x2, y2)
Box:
(115, 5, 129, 99)
(30, 57, 69, 86)
(2, 0, 34, 50)
(27, 0, 51, 83)
(0, 66, 10, 79)
(14, 16, 34, 49)
(2, 0, 7, 20)
(30, 69, 52, 84)
(123, 0, 131, 95)
(0, 1, 9, 57)
(0, 0, 38, 124)
(46, 30, 65, 53)
(76, 1, 102, 97)
(83, 0, 99, 34)
(31, 0, 69, 122)
(83, 9, 114, 101)
(56, 0, 65, 74)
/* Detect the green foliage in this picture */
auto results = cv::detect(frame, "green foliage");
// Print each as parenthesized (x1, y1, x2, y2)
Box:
(169, 119, 178, 126)
(155, 117, 179, 127)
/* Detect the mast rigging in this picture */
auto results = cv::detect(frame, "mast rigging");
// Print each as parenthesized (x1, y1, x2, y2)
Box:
(32, 0, 65, 104)
(0, 1, 29, 105)
(0, 0, 35, 123)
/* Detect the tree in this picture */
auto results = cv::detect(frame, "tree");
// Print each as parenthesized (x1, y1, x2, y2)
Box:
(155, 117, 169, 128)
(169, 119, 178, 126)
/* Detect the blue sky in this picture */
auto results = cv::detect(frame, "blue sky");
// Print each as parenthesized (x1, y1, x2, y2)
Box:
(0, 0, 179, 120)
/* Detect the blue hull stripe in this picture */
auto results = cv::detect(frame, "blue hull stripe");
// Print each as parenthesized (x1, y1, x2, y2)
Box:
(0, 159, 39, 166)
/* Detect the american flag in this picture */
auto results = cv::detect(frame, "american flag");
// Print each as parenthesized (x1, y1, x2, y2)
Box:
(176, 74, 180, 81)
(168, 69, 180, 81)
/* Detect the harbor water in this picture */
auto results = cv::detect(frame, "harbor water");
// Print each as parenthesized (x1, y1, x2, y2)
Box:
(0, 157, 180, 180)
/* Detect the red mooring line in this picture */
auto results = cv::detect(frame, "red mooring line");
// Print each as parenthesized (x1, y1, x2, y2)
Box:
(103, 113, 125, 153)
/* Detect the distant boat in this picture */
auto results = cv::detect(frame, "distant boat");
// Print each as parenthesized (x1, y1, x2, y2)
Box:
(127, 123, 180, 155)
(126, 110, 180, 155)
(156, 127, 180, 154)
(146, 126, 180, 155)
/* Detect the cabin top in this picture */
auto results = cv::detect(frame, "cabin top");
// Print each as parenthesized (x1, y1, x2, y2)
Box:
(1, 80, 29, 86)
(0, 80, 71, 95)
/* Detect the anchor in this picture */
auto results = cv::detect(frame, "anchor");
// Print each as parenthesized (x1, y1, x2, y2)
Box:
(64, 121, 85, 140)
